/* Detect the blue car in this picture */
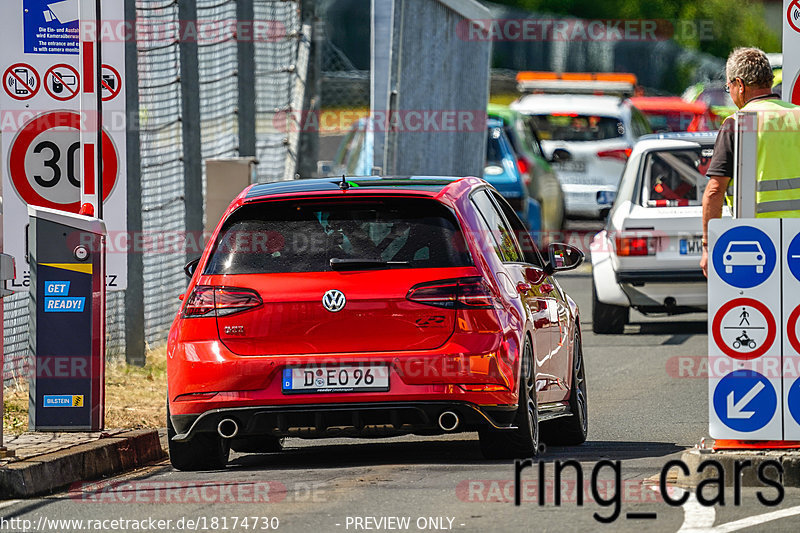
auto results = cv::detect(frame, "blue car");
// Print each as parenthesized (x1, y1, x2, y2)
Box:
(323, 118, 542, 239)
(485, 119, 542, 238)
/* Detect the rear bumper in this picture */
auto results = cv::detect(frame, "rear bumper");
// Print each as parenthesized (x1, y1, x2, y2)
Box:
(616, 269, 707, 310)
(170, 401, 518, 441)
(561, 184, 616, 218)
(167, 329, 523, 440)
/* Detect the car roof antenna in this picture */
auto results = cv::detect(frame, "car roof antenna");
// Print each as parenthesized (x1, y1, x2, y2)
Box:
(339, 174, 350, 191)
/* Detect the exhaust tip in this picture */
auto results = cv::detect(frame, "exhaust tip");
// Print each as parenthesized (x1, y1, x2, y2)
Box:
(664, 297, 677, 308)
(217, 418, 239, 439)
(438, 411, 460, 432)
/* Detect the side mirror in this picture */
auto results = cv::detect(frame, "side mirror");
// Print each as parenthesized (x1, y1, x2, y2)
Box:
(544, 243, 584, 274)
(550, 148, 572, 162)
(184, 257, 201, 278)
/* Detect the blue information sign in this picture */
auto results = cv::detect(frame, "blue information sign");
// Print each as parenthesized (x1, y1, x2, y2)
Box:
(23, 0, 79, 55)
(788, 377, 800, 425)
(786, 233, 800, 283)
(713, 370, 777, 432)
(712, 226, 776, 288)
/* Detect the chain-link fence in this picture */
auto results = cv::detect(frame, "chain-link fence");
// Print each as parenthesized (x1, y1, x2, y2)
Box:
(2, 0, 313, 383)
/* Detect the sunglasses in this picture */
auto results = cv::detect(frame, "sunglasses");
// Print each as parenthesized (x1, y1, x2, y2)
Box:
(724, 78, 741, 94)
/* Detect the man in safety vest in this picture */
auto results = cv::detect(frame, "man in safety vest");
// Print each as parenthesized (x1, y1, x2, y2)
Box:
(701, 47, 799, 277)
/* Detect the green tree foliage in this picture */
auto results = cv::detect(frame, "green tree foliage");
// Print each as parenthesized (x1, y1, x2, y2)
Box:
(493, 0, 780, 57)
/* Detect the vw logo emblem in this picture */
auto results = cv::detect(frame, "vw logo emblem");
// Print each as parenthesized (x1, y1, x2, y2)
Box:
(322, 290, 347, 312)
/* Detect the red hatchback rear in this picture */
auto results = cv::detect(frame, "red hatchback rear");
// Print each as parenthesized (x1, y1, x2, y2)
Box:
(167, 177, 588, 470)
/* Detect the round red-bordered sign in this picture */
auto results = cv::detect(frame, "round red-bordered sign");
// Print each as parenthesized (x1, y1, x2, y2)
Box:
(788, 0, 800, 33)
(712, 298, 776, 360)
(792, 70, 800, 107)
(8, 111, 118, 212)
(3, 63, 40, 101)
(787, 305, 800, 355)
(44, 64, 80, 101)
(100, 64, 122, 101)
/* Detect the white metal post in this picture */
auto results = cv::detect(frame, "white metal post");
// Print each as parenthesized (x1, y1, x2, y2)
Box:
(78, 0, 103, 218)
(734, 111, 758, 218)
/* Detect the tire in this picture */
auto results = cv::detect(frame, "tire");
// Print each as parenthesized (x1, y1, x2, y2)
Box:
(479, 338, 539, 459)
(749, 340, 756, 349)
(231, 436, 285, 454)
(591, 279, 629, 335)
(167, 402, 230, 471)
(541, 332, 588, 446)
(733, 341, 741, 349)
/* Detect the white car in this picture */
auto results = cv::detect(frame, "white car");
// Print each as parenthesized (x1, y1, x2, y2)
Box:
(510, 94, 652, 218)
(723, 241, 766, 274)
(590, 131, 727, 334)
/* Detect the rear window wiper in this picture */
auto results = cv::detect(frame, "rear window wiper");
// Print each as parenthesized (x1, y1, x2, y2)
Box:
(330, 258, 411, 271)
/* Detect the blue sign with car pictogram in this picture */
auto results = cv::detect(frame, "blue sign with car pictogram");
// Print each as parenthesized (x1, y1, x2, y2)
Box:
(713, 370, 777, 432)
(712, 225, 776, 288)
(788, 377, 800, 425)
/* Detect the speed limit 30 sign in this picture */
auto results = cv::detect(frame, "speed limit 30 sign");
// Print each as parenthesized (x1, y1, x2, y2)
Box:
(8, 110, 118, 212)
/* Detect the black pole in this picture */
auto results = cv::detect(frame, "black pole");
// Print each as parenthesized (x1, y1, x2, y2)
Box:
(95, 0, 103, 220)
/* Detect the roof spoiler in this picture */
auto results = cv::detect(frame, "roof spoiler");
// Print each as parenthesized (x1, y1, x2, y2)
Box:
(516, 71, 638, 97)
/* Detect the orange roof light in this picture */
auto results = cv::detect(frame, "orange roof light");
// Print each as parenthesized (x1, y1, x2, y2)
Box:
(516, 71, 638, 85)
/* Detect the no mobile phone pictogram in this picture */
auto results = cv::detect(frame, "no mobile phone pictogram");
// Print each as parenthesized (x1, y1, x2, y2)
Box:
(3, 63, 40, 100)
(789, 0, 800, 33)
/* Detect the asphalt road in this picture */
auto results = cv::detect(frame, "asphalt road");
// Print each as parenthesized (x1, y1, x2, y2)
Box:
(4, 255, 800, 532)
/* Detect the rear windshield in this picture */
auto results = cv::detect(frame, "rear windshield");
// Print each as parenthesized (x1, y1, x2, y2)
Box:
(530, 114, 623, 141)
(640, 148, 714, 207)
(486, 127, 509, 166)
(204, 197, 472, 274)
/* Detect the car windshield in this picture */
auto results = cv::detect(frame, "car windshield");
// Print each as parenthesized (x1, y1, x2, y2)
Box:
(529, 114, 623, 141)
(729, 243, 761, 253)
(204, 198, 472, 274)
(641, 148, 713, 206)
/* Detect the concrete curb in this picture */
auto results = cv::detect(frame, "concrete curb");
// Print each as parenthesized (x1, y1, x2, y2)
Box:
(679, 448, 800, 487)
(0, 429, 166, 499)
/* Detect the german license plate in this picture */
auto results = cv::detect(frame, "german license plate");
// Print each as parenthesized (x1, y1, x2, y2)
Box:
(680, 238, 703, 255)
(282, 365, 390, 394)
(552, 161, 586, 173)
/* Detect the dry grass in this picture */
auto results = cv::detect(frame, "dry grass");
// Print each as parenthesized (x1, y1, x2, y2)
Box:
(3, 347, 168, 435)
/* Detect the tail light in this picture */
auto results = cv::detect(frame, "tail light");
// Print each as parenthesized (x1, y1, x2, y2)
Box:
(407, 277, 496, 309)
(615, 236, 659, 256)
(517, 157, 530, 177)
(596, 148, 632, 162)
(183, 286, 262, 317)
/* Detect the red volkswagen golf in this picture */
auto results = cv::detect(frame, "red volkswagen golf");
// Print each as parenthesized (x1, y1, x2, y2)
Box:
(167, 177, 588, 470)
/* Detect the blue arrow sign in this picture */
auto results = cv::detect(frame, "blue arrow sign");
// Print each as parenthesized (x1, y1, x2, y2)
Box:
(788, 377, 800, 425)
(712, 370, 777, 432)
(712, 226, 776, 288)
(786, 233, 800, 283)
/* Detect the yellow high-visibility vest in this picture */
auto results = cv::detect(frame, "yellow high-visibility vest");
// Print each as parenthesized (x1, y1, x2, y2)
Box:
(725, 98, 800, 217)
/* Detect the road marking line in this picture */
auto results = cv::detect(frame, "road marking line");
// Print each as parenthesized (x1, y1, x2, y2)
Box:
(675, 488, 716, 532)
(709, 505, 800, 533)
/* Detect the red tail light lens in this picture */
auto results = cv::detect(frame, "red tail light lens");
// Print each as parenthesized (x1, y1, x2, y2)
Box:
(407, 277, 496, 309)
(615, 236, 658, 256)
(517, 157, 530, 176)
(182, 286, 263, 317)
(183, 286, 215, 317)
(596, 148, 632, 162)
